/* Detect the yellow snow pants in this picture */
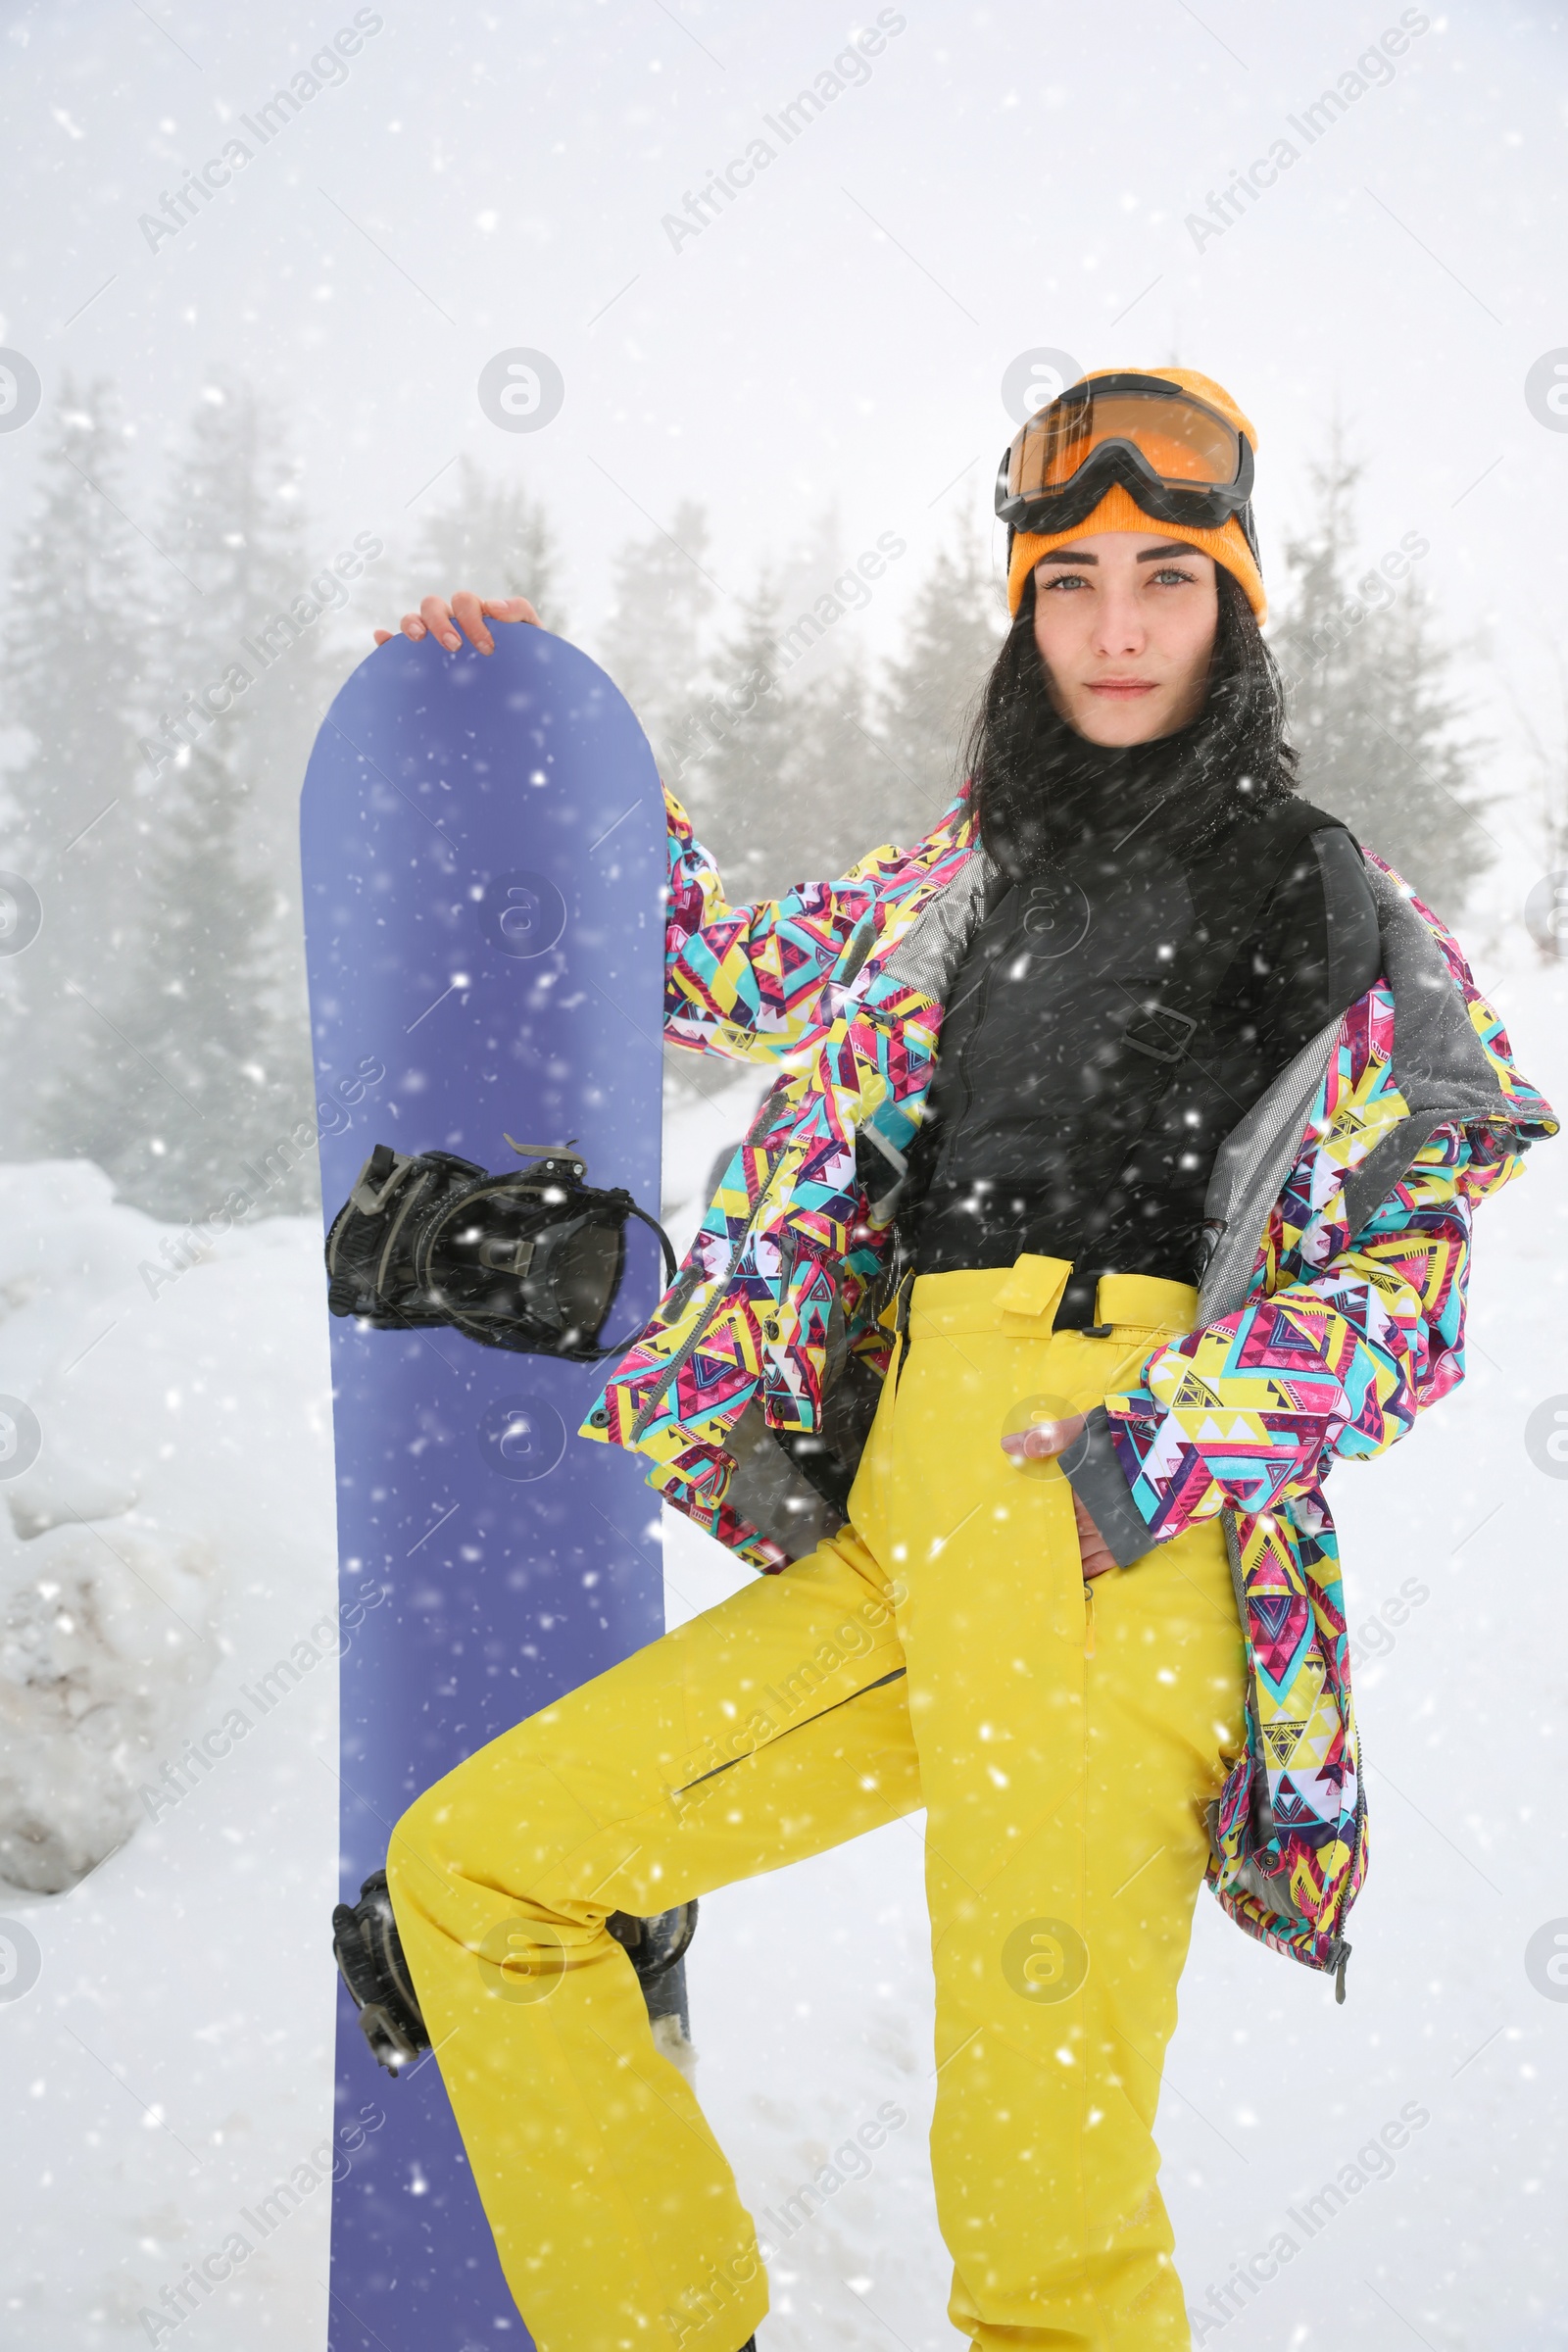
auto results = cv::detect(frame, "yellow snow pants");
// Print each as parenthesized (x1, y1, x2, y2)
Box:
(388, 1258, 1249, 2352)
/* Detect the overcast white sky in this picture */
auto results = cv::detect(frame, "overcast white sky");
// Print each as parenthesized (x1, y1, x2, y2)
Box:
(2, 0, 1567, 899)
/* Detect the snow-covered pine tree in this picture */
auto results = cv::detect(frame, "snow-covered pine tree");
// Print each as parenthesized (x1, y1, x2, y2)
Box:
(72, 725, 284, 1216)
(758, 506, 911, 875)
(670, 576, 898, 901)
(414, 455, 566, 628)
(671, 577, 800, 898)
(67, 373, 339, 1217)
(153, 372, 340, 871)
(0, 377, 150, 1160)
(873, 512, 1008, 834)
(785, 647, 906, 879)
(140, 373, 340, 1210)
(1272, 440, 1492, 922)
(772, 504, 851, 649)
(596, 497, 716, 782)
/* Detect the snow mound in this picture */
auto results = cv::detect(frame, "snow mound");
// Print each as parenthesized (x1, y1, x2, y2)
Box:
(0, 1162, 321, 1895)
(0, 1511, 218, 1891)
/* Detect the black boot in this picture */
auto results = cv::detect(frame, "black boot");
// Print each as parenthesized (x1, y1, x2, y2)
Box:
(331, 1870, 429, 2072)
(607, 1902, 700, 2073)
(333, 1878, 702, 2076)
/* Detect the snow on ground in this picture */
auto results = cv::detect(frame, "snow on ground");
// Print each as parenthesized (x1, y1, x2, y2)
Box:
(0, 1165, 340, 2347)
(2, 961, 1566, 2351)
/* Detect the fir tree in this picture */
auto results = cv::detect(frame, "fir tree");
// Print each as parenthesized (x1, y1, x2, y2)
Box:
(680, 609, 906, 899)
(0, 377, 151, 1157)
(72, 728, 282, 1215)
(0, 374, 343, 1213)
(1273, 441, 1492, 921)
(413, 456, 566, 628)
(874, 513, 1008, 835)
(80, 373, 336, 1215)
(152, 370, 339, 854)
(150, 374, 338, 1201)
(596, 498, 716, 781)
(786, 649, 906, 879)
(674, 578, 800, 897)
(651, 517, 1011, 903)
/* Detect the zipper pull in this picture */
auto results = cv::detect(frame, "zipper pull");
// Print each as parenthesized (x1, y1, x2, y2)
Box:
(1333, 1940, 1351, 2004)
(1083, 1581, 1097, 1659)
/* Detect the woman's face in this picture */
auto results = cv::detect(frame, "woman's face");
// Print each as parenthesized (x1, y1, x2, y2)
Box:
(1031, 530, 1221, 746)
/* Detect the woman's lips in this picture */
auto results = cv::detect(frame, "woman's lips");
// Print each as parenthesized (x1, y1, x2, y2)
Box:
(1087, 678, 1157, 698)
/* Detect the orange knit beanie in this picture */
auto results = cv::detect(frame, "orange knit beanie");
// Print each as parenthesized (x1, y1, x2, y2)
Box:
(1004, 367, 1266, 622)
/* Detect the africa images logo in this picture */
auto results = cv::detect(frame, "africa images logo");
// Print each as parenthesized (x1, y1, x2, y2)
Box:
(661, 11, 906, 253)
(135, 12, 385, 253)
(1185, 11, 1432, 252)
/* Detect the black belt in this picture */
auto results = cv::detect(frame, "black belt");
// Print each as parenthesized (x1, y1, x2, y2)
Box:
(903, 1235, 1186, 1333)
(1052, 1265, 1114, 1332)
(1034, 1260, 1193, 1333)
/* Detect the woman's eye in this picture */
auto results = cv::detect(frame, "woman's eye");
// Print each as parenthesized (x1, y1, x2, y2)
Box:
(1152, 566, 1196, 586)
(1043, 572, 1088, 591)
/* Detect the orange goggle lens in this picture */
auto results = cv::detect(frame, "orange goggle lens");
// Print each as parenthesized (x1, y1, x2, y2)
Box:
(1007, 390, 1242, 501)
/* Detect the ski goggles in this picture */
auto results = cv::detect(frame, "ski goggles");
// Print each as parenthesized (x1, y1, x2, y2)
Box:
(995, 372, 1257, 547)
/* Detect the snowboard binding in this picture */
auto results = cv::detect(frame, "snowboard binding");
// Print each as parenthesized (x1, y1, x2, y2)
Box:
(324, 1137, 676, 1362)
(332, 1873, 700, 2075)
(332, 1871, 429, 2073)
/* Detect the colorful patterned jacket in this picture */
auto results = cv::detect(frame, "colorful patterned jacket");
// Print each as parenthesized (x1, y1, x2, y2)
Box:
(582, 785, 1555, 1988)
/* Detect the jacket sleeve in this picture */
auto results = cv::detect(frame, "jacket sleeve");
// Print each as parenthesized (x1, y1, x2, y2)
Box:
(1087, 1123, 1489, 1547)
(662, 783, 881, 1063)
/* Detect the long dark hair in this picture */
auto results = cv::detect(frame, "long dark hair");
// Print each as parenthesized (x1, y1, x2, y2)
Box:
(965, 564, 1298, 877)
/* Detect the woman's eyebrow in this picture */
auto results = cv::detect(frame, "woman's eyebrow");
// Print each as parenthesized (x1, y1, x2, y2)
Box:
(1035, 540, 1202, 567)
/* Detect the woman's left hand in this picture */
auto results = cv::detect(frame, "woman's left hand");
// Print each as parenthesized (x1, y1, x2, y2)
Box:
(1001, 1412, 1118, 1580)
(1070, 1487, 1118, 1579)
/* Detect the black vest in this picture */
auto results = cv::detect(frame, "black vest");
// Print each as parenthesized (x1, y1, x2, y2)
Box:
(900, 803, 1380, 1320)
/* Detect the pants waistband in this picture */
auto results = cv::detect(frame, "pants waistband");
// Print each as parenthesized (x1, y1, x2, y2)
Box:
(906, 1253, 1198, 1340)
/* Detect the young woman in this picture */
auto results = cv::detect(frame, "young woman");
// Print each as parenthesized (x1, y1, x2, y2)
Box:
(366, 369, 1552, 2352)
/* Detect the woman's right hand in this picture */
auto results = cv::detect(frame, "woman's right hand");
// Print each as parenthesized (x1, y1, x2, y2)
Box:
(374, 592, 540, 655)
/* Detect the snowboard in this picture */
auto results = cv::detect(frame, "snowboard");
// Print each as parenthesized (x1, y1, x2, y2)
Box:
(299, 622, 667, 2352)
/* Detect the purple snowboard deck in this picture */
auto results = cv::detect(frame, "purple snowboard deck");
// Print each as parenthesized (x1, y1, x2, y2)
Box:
(299, 623, 666, 2351)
